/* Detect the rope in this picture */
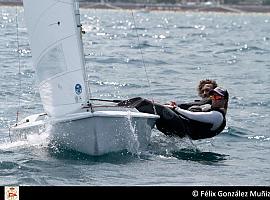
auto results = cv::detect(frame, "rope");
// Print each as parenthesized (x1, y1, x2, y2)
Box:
(130, 11, 157, 115)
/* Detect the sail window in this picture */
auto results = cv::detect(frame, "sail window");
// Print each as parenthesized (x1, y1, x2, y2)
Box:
(36, 44, 67, 82)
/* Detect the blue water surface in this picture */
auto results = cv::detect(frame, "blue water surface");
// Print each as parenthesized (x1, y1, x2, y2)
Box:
(0, 6, 269, 186)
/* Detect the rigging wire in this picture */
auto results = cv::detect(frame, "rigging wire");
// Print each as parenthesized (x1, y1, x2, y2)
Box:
(15, 6, 22, 124)
(9, 5, 22, 143)
(130, 11, 157, 115)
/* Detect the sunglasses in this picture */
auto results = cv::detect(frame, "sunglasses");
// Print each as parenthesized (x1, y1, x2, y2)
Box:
(210, 95, 224, 100)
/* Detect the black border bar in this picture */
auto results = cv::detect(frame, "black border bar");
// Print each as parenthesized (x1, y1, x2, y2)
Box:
(1, 186, 270, 200)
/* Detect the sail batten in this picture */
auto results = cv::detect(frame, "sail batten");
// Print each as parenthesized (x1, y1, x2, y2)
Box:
(23, 0, 88, 116)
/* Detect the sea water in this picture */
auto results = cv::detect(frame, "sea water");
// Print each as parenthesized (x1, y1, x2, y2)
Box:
(0, 7, 269, 186)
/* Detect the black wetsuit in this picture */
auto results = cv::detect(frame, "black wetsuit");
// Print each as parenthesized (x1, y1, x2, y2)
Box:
(174, 107, 226, 140)
(178, 98, 212, 110)
(118, 97, 226, 140)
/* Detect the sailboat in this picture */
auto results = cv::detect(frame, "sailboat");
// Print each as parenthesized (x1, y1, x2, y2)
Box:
(10, 0, 159, 155)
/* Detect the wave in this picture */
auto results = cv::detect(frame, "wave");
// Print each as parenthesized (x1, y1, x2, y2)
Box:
(176, 26, 196, 29)
(148, 131, 229, 165)
(229, 97, 270, 108)
(223, 126, 270, 143)
(0, 131, 49, 151)
(0, 161, 20, 171)
(222, 126, 252, 139)
(214, 46, 269, 55)
(247, 135, 270, 142)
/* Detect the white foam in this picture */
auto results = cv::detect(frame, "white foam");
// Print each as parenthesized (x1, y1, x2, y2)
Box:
(125, 110, 140, 156)
(0, 131, 50, 151)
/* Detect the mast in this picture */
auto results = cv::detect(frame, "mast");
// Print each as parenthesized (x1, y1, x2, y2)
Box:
(74, 0, 91, 102)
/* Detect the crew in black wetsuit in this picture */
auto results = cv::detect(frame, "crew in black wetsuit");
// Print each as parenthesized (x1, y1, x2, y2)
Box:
(171, 87, 229, 140)
(118, 87, 229, 140)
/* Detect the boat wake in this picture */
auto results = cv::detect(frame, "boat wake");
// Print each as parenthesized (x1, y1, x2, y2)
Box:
(148, 130, 229, 164)
(0, 129, 50, 151)
(222, 126, 254, 140)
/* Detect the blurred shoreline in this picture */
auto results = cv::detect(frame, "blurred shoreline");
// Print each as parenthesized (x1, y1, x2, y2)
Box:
(0, 1, 270, 13)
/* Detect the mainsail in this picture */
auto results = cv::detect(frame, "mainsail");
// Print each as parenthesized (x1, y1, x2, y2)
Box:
(23, 0, 89, 116)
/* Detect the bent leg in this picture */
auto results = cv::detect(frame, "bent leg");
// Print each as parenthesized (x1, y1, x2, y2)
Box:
(132, 98, 188, 138)
(117, 97, 144, 107)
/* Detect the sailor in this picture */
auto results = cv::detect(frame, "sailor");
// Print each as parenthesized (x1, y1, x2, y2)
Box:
(168, 79, 218, 111)
(118, 86, 229, 140)
(165, 87, 229, 140)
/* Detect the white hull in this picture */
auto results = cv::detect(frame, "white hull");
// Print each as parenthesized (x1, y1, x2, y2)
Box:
(10, 109, 159, 156)
(50, 111, 157, 155)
